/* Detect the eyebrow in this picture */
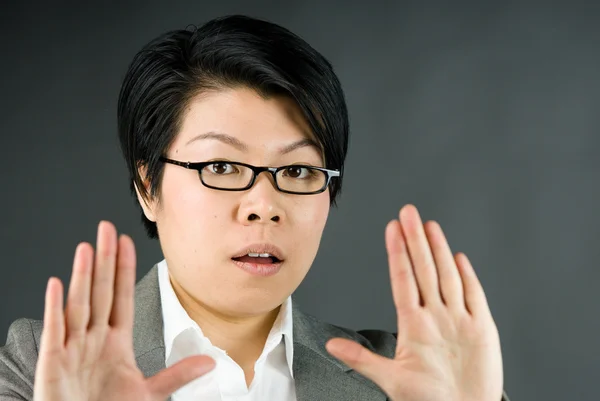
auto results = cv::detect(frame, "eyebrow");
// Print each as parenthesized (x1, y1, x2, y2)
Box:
(186, 131, 321, 154)
(186, 132, 248, 151)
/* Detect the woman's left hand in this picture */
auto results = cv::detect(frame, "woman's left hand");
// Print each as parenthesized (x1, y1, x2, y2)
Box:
(326, 204, 504, 401)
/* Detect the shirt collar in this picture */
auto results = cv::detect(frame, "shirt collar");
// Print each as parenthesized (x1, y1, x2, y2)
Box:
(156, 259, 295, 377)
(157, 259, 201, 363)
(265, 292, 295, 377)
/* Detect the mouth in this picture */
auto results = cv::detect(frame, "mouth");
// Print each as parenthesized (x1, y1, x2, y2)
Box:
(231, 243, 285, 263)
(231, 244, 285, 276)
(232, 253, 282, 264)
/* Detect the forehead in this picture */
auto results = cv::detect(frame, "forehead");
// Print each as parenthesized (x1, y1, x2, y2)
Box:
(176, 87, 318, 148)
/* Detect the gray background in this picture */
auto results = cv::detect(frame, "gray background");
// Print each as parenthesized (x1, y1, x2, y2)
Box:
(1, 1, 599, 400)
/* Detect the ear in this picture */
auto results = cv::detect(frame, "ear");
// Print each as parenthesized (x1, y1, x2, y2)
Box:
(134, 165, 158, 222)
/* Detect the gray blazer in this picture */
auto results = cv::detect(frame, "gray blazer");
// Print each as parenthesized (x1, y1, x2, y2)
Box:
(0, 265, 510, 400)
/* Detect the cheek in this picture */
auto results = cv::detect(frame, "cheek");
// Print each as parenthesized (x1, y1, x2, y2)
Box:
(157, 171, 229, 254)
(307, 197, 330, 231)
(306, 190, 330, 222)
(293, 194, 330, 249)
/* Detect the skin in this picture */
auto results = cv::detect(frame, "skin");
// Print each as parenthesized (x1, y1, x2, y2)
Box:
(326, 208, 504, 401)
(32, 87, 503, 401)
(135, 88, 330, 384)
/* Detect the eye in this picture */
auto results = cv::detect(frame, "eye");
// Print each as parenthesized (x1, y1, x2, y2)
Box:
(208, 162, 237, 175)
(283, 166, 312, 179)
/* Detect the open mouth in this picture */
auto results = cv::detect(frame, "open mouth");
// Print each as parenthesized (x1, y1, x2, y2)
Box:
(232, 254, 282, 264)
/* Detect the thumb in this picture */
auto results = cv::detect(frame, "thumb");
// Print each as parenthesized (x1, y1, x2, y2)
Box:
(326, 338, 394, 389)
(147, 355, 215, 400)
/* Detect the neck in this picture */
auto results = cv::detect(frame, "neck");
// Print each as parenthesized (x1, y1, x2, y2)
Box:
(169, 275, 281, 370)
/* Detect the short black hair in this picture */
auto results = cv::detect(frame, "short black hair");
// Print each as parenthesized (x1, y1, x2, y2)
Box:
(117, 15, 349, 239)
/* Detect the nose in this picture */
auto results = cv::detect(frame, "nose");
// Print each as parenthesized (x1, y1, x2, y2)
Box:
(236, 172, 284, 225)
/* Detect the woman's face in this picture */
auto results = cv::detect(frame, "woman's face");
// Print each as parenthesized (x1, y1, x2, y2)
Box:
(138, 87, 331, 318)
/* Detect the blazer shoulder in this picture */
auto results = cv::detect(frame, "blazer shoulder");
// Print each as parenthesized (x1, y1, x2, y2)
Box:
(296, 309, 397, 359)
(342, 326, 397, 359)
(0, 318, 43, 400)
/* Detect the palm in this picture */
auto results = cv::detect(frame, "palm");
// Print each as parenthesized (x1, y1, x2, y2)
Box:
(390, 308, 501, 401)
(33, 222, 214, 401)
(326, 205, 504, 401)
(37, 329, 143, 400)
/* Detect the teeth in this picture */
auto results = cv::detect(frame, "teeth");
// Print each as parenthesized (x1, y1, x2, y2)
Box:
(247, 252, 272, 258)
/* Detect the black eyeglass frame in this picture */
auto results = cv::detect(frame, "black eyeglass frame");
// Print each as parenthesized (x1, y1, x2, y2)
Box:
(159, 156, 340, 195)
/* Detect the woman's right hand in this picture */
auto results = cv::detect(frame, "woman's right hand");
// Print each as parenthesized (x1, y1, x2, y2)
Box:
(33, 221, 215, 401)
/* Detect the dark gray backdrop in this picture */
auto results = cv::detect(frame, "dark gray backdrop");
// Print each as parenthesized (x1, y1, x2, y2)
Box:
(1, 1, 599, 400)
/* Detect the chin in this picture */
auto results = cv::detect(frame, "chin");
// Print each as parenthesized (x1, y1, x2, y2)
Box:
(211, 286, 290, 318)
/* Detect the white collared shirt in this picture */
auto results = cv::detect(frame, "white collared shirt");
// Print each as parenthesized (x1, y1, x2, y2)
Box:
(157, 260, 297, 400)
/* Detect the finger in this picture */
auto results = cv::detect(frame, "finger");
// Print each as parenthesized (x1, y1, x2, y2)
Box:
(147, 355, 215, 401)
(399, 205, 441, 305)
(65, 243, 94, 340)
(110, 234, 136, 332)
(424, 221, 464, 309)
(455, 253, 490, 316)
(326, 338, 395, 394)
(90, 221, 118, 327)
(385, 220, 420, 312)
(40, 278, 65, 355)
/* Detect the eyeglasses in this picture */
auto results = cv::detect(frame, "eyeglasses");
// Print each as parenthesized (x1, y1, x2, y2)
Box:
(160, 157, 340, 195)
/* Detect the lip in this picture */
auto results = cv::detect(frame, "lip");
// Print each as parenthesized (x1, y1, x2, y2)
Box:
(231, 243, 285, 261)
(231, 259, 283, 277)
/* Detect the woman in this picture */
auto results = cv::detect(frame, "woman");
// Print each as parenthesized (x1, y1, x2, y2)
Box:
(0, 15, 509, 401)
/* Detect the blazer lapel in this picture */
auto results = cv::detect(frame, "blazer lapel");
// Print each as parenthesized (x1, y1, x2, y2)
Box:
(130, 267, 388, 401)
(132, 266, 170, 394)
(292, 301, 388, 401)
